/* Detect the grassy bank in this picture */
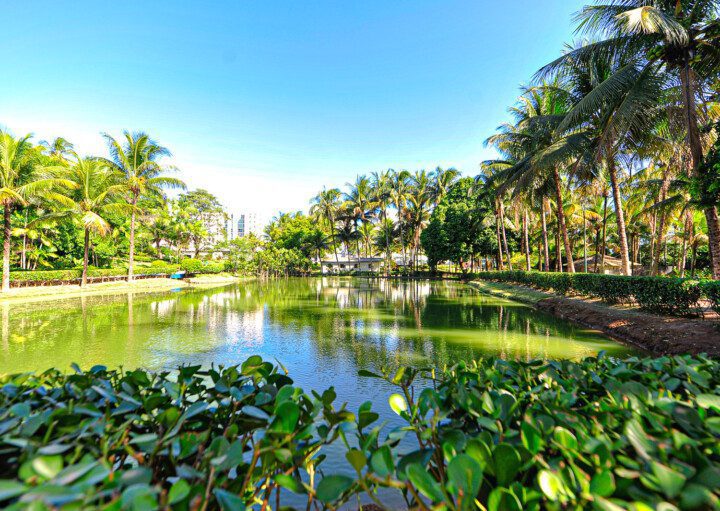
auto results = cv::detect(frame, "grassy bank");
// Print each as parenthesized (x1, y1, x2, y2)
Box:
(0, 274, 242, 305)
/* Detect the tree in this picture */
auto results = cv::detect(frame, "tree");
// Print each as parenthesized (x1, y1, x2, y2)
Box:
(310, 187, 342, 262)
(101, 131, 185, 281)
(49, 156, 127, 286)
(0, 131, 71, 292)
(538, 0, 720, 276)
(177, 189, 226, 257)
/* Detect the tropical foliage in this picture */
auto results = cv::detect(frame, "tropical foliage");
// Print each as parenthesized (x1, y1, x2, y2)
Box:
(1, 353, 719, 510)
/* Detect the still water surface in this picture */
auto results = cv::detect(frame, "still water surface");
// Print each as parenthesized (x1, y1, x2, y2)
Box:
(1, 278, 630, 382)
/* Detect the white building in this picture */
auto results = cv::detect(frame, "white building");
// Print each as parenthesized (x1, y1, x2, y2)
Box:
(234, 212, 265, 238)
(321, 257, 384, 274)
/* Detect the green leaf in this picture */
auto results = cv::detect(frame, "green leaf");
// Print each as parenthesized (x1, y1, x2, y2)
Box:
(214, 488, 245, 510)
(315, 475, 354, 503)
(275, 474, 306, 494)
(358, 369, 382, 378)
(538, 470, 564, 501)
(31, 455, 63, 479)
(0, 480, 27, 502)
(270, 401, 300, 433)
(370, 445, 394, 477)
(590, 470, 616, 497)
(406, 464, 445, 503)
(447, 454, 482, 498)
(388, 393, 407, 415)
(521, 421, 543, 454)
(552, 427, 578, 451)
(488, 487, 522, 511)
(650, 461, 686, 499)
(696, 394, 720, 412)
(346, 449, 366, 473)
(168, 480, 190, 505)
(493, 443, 521, 487)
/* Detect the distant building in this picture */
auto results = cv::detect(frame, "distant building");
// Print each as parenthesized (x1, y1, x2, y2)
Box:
(235, 212, 264, 238)
(321, 257, 384, 274)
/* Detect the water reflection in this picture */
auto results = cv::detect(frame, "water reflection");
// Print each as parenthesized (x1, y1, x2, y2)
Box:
(0, 278, 632, 379)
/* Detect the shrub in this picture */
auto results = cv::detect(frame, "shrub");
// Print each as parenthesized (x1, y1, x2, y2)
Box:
(180, 258, 224, 274)
(701, 280, 720, 313)
(475, 271, 705, 315)
(1, 354, 719, 510)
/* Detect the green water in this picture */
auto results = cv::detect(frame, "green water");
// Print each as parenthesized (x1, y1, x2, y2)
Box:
(1, 278, 630, 380)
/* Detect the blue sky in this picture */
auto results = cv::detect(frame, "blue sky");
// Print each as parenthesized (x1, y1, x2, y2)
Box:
(2, 1, 584, 219)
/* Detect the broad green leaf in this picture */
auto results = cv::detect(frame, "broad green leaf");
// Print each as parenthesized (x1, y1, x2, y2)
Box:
(168, 480, 190, 505)
(275, 474, 306, 494)
(346, 449, 366, 473)
(590, 470, 615, 497)
(32, 455, 63, 479)
(0, 480, 27, 502)
(271, 401, 300, 433)
(493, 443, 521, 487)
(650, 461, 686, 499)
(388, 393, 408, 415)
(214, 488, 245, 510)
(696, 394, 720, 411)
(370, 445, 394, 477)
(538, 470, 564, 501)
(406, 464, 445, 503)
(315, 475, 354, 503)
(447, 454, 482, 498)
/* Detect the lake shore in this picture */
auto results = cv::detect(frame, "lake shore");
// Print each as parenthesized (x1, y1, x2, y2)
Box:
(469, 280, 720, 356)
(0, 274, 242, 305)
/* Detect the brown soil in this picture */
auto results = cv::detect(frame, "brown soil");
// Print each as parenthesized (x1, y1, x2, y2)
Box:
(536, 295, 720, 356)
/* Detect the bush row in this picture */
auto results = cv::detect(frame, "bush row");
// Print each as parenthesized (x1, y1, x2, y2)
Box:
(8, 260, 226, 285)
(180, 258, 225, 274)
(474, 270, 720, 316)
(0, 354, 718, 510)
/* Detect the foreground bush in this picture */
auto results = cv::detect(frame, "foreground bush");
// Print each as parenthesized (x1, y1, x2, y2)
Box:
(0, 354, 718, 509)
(474, 271, 710, 315)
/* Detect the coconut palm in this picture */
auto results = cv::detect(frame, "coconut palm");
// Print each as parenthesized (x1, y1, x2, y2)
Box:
(538, 0, 720, 276)
(310, 187, 342, 262)
(101, 131, 185, 281)
(0, 131, 72, 292)
(343, 175, 376, 262)
(390, 170, 412, 267)
(47, 156, 127, 286)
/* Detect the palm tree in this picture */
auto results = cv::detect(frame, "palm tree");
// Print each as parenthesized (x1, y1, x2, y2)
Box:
(371, 170, 393, 272)
(430, 167, 460, 204)
(0, 131, 72, 292)
(538, 0, 720, 276)
(40, 137, 74, 164)
(390, 170, 412, 267)
(48, 156, 127, 286)
(310, 187, 342, 262)
(101, 131, 185, 281)
(343, 175, 376, 263)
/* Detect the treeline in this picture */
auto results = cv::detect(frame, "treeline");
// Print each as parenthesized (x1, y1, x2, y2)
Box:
(300, 1, 720, 279)
(0, 130, 238, 291)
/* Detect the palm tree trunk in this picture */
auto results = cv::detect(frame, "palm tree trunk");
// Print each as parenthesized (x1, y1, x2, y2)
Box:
(541, 198, 550, 272)
(552, 167, 575, 273)
(600, 194, 608, 272)
(495, 209, 504, 271)
(522, 209, 530, 271)
(82, 228, 90, 288)
(128, 194, 137, 282)
(651, 173, 670, 276)
(498, 200, 513, 270)
(680, 62, 719, 278)
(607, 157, 630, 275)
(2, 204, 11, 293)
(679, 212, 691, 278)
(582, 207, 587, 273)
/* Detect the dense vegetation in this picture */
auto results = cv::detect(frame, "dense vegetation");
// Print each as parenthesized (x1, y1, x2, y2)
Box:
(475, 270, 720, 316)
(1, 354, 718, 510)
(293, 1, 720, 281)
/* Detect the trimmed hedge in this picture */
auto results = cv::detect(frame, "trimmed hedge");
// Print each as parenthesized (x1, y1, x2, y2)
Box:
(1, 354, 719, 509)
(9, 265, 180, 284)
(180, 258, 225, 274)
(474, 271, 713, 316)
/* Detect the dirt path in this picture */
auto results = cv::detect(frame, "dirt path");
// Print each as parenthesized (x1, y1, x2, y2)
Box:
(470, 280, 720, 356)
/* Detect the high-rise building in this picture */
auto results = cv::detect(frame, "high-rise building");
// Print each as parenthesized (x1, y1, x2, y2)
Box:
(235, 212, 264, 238)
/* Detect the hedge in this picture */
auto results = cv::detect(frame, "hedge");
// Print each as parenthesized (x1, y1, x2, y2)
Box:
(8, 265, 180, 284)
(474, 271, 715, 316)
(0, 354, 719, 509)
(180, 258, 225, 274)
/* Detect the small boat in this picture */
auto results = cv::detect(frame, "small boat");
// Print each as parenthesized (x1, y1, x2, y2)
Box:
(170, 270, 187, 280)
